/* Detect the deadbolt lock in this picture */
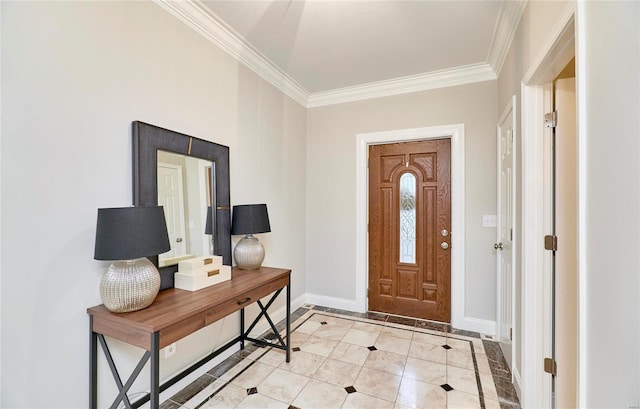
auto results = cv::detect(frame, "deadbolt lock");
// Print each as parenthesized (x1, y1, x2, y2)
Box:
(441, 229, 449, 237)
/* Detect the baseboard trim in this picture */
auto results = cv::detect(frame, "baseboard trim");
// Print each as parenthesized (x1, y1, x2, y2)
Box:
(513, 366, 523, 400)
(460, 316, 497, 336)
(304, 293, 360, 313)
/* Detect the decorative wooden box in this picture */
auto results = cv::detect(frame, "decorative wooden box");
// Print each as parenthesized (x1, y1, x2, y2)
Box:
(174, 256, 231, 291)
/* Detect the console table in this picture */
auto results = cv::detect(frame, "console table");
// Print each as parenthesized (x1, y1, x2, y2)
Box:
(87, 266, 291, 409)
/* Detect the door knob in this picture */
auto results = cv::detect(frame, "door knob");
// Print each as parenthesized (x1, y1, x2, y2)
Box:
(441, 242, 449, 250)
(176, 237, 183, 243)
(494, 242, 503, 250)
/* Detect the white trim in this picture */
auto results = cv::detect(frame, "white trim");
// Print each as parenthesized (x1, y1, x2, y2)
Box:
(355, 124, 467, 330)
(487, 0, 528, 76)
(520, 82, 547, 409)
(522, 1, 577, 85)
(304, 294, 359, 313)
(308, 64, 496, 108)
(461, 317, 496, 336)
(513, 366, 523, 401)
(154, 0, 516, 109)
(152, 0, 308, 107)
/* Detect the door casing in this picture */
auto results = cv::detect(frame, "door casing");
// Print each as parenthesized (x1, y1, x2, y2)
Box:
(355, 124, 489, 334)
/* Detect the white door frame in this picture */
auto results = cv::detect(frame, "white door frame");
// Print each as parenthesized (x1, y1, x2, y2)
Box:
(355, 124, 469, 331)
(520, 2, 576, 407)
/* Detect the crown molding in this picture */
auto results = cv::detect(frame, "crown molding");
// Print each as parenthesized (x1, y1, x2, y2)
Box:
(487, 0, 528, 76)
(152, 0, 309, 107)
(154, 0, 507, 109)
(306, 63, 497, 108)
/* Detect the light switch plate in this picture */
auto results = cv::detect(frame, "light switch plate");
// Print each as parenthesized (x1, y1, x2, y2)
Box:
(483, 215, 497, 227)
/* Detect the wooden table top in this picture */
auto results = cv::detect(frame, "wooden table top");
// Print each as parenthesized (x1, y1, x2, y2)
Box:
(87, 266, 291, 335)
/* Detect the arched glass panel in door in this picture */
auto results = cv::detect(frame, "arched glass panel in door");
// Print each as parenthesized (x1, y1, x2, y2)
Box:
(399, 172, 416, 264)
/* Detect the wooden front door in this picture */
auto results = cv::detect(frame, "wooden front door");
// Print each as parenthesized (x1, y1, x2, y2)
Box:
(368, 139, 451, 322)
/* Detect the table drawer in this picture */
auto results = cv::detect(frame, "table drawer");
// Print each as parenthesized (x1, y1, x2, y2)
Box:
(206, 275, 288, 325)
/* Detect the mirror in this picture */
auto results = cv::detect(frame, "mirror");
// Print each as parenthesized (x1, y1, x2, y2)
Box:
(157, 151, 213, 267)
(132, 121, 231, 290)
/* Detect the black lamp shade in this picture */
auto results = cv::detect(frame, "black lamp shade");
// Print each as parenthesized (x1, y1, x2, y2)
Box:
(205, 206, 213, 235)
(231, 204, 271, 235)
(94, 206, 171, 260)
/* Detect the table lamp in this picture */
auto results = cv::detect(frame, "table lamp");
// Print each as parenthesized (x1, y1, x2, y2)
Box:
(94, 206, 170, 313)
(231, 204, 270, 270)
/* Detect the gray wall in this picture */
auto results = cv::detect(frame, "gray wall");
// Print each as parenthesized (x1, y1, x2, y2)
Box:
(306, 81, 498, 322)
(1, 1, 306, 407)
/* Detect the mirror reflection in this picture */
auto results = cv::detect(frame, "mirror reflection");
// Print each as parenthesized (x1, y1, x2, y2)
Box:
(157, 150, 213, 267)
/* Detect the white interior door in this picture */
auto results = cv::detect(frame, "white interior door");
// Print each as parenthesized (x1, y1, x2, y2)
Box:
(497, 95, 516, 369)
(157, 163, 187, 262)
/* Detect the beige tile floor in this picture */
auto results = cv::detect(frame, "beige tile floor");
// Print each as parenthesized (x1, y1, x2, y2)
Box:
(161, 306, 521, 409)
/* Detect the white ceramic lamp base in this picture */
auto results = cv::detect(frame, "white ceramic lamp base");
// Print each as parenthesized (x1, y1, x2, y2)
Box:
(234, 234, 265, 270)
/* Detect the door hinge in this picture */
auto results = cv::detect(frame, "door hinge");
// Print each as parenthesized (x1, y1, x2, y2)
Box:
(544, 358, 557, 376)
(510, 228, 513, 241)
(544, 235, 558, 251)
(544, 111, 558, 128)
(509, 328, 512, 341)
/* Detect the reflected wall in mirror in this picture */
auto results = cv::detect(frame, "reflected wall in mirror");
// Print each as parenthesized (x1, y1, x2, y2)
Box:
(133, 121, 231, 290)
(157, 151, 213, 267)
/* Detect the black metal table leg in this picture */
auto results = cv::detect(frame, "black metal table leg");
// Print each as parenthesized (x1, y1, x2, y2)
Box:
(150, 332, 160, 409)
(240, 307, 245, 350)
(286, 281, 291, 362)
(90, 317, 97, 409)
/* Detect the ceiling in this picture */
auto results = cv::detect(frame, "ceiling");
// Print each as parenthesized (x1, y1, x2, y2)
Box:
(157, 0, 526, 107)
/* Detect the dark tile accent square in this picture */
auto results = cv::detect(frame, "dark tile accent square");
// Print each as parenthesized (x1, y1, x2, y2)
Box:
(367, 346, 377, 351)
(247, 387, 258, 395)
(442, 344, 452, 350)
(321, 321, 328, 325)
(292, 347, 301, 352)
(441, 383, 454, 392)
(345, 386, 357, 394)
(288, 406, 301, 409)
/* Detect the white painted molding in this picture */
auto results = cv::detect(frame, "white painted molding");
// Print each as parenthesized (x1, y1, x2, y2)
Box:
(355, 124, 466, 330)
(307, 63, 496, 108)
(154, 0, 512, 109)
(522, 0, 577, 84)
(461, 317, 496, 336)
(486, 0, 528, 76)
(152, 0, 309, 107)
(513, 366, 523, 401)
(305, 293, 359, 313)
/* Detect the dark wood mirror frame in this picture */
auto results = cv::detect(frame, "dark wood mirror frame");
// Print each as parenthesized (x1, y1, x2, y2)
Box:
(132, 121, 231, 290)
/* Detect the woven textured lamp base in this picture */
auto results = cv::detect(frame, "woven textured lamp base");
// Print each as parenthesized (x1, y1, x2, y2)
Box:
(100, 258, 160, 313)
(234, 235, 265, 270)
